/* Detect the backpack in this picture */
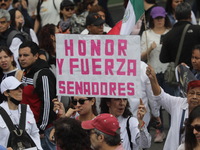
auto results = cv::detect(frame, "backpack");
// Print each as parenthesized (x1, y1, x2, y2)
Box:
(0, 104, 37, 150)
(6, 30, 32, 47)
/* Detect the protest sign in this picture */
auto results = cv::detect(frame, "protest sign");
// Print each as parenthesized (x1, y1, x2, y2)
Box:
(56, 34, 141, 98)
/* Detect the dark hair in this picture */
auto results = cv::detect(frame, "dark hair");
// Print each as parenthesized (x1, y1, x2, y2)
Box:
(76, 0, 96, 15)
(175, 2, 191, 20)
(54, 117, 91, 150)
(149, 15, 172, 29)
(19, 41, 39, 56)
(0, 46, 16, 68)
(38, 24, 56, 56)
(145, 0, 156, 4)
(9, 8, 18, 29)
(89, 5, 105, 14)
(192, 45, 200, 52)
(185, 105, 200, 150)
(100, 98, 132, 118)
(165, 0, 186, 15)
(94, 128, 121, 146)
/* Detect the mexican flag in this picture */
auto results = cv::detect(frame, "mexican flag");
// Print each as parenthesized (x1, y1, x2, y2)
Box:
(120, 0, 144, 35)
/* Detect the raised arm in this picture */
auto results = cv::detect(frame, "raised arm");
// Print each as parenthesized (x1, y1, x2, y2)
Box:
(146, 65, 161, 96)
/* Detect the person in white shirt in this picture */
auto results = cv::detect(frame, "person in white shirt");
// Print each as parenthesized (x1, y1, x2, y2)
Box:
(146, 65, 200, 150)
(0, 76, 42, 150)
(99, 98, 151, 150)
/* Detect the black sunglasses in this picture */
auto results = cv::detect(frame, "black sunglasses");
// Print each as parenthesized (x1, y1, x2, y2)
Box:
(64, 6, 74, 11)
(71, 98, 92, 105)
(191, 125, 200, 132)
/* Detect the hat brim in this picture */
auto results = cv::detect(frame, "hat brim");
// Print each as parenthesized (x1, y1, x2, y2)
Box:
(152, 14, 166, 18)
(92, 19, 105, 26)
(7, 83, 27, 91)
(81, 120, 95, 130)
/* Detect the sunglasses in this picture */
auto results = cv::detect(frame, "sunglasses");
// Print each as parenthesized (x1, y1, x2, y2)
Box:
(64, 6, 74, 11)
(71, 98, 92, 105)
(191, 125, 200, 132)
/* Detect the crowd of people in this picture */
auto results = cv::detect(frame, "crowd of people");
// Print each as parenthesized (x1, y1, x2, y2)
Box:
(0, 0, 200, 150)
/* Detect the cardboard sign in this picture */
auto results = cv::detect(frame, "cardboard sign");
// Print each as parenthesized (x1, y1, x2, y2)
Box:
(56, 34, 141, 98)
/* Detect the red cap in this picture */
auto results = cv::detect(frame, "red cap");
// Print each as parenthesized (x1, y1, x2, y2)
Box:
(187, 80, 200, 93)
(81, 113, 120, 136)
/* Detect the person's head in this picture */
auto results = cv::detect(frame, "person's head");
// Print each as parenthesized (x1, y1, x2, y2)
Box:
(191, 45, 200, 72)
(89, 5, 106, 20)
(86, 13, 105, 35)
(149, 6, 171, 29)
(1, 76, 25, 104)
(71, 96, 97, 116)
(18, 41, 39, 69)
(165, 0, 184, 14)
(81, 113, 121, 149)
(100, 98, 132, 118)
(0, 0, 12, 10)
(0, 46, 16, 72)
(187, 80, 200, 112)
(185, 105, 200, 150)
(0, 9, 10, 33)
(38, 24, 57, 56)
(60, 0, 75, 20)
(175, 2, 191, 21)
(54, 117, 91, 150)
(9, 8, 24, 30)
(76, 0, 98, 15)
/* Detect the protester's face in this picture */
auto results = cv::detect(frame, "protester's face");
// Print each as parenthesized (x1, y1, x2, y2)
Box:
(0, 0, 12, 10)
(15, 10, 24, 29)
(6, 85, 23, 101)
(0, 17, 9, 33)
(191, 117, 200, 143)
(97, 11, 105, 20)
(172, 0, 183, 11)
(0, 51, 13, 71)
(89, 129, 101, 150)
(107, 98, 127, 117)
(153, 17, 165, 28)
(19, 47, 38, 69)
(73, 96, 95, 116)
(87, 24, 104, 35)
(61, 5, 75, 18)
(187, 87, 200, 112)
(191, 49, 200, 71)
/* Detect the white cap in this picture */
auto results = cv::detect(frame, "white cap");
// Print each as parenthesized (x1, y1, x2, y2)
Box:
(1, 76, 26, 94)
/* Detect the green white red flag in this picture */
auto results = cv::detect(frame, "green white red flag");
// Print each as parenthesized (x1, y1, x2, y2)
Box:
(120, 0, 144, 35)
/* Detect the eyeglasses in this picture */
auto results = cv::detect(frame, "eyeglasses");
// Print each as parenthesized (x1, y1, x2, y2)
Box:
(0, 21, 7, 25)
(71, 98, 92, 105)
(64, 6, 74, 11)
(191, 125, 200, 132)
(0, 0, 9, 2)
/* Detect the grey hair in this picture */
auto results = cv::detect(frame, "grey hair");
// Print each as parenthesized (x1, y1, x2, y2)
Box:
(0, 9, 10, 21)
(93, 128, 121, 146)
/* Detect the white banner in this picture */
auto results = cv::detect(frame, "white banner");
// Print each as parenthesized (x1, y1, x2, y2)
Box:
(56, 34, 141, 98)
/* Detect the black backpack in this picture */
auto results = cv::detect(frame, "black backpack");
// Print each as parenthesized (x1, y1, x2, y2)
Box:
(6, 29, 32, 47)
(0, 104, 37, 150)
